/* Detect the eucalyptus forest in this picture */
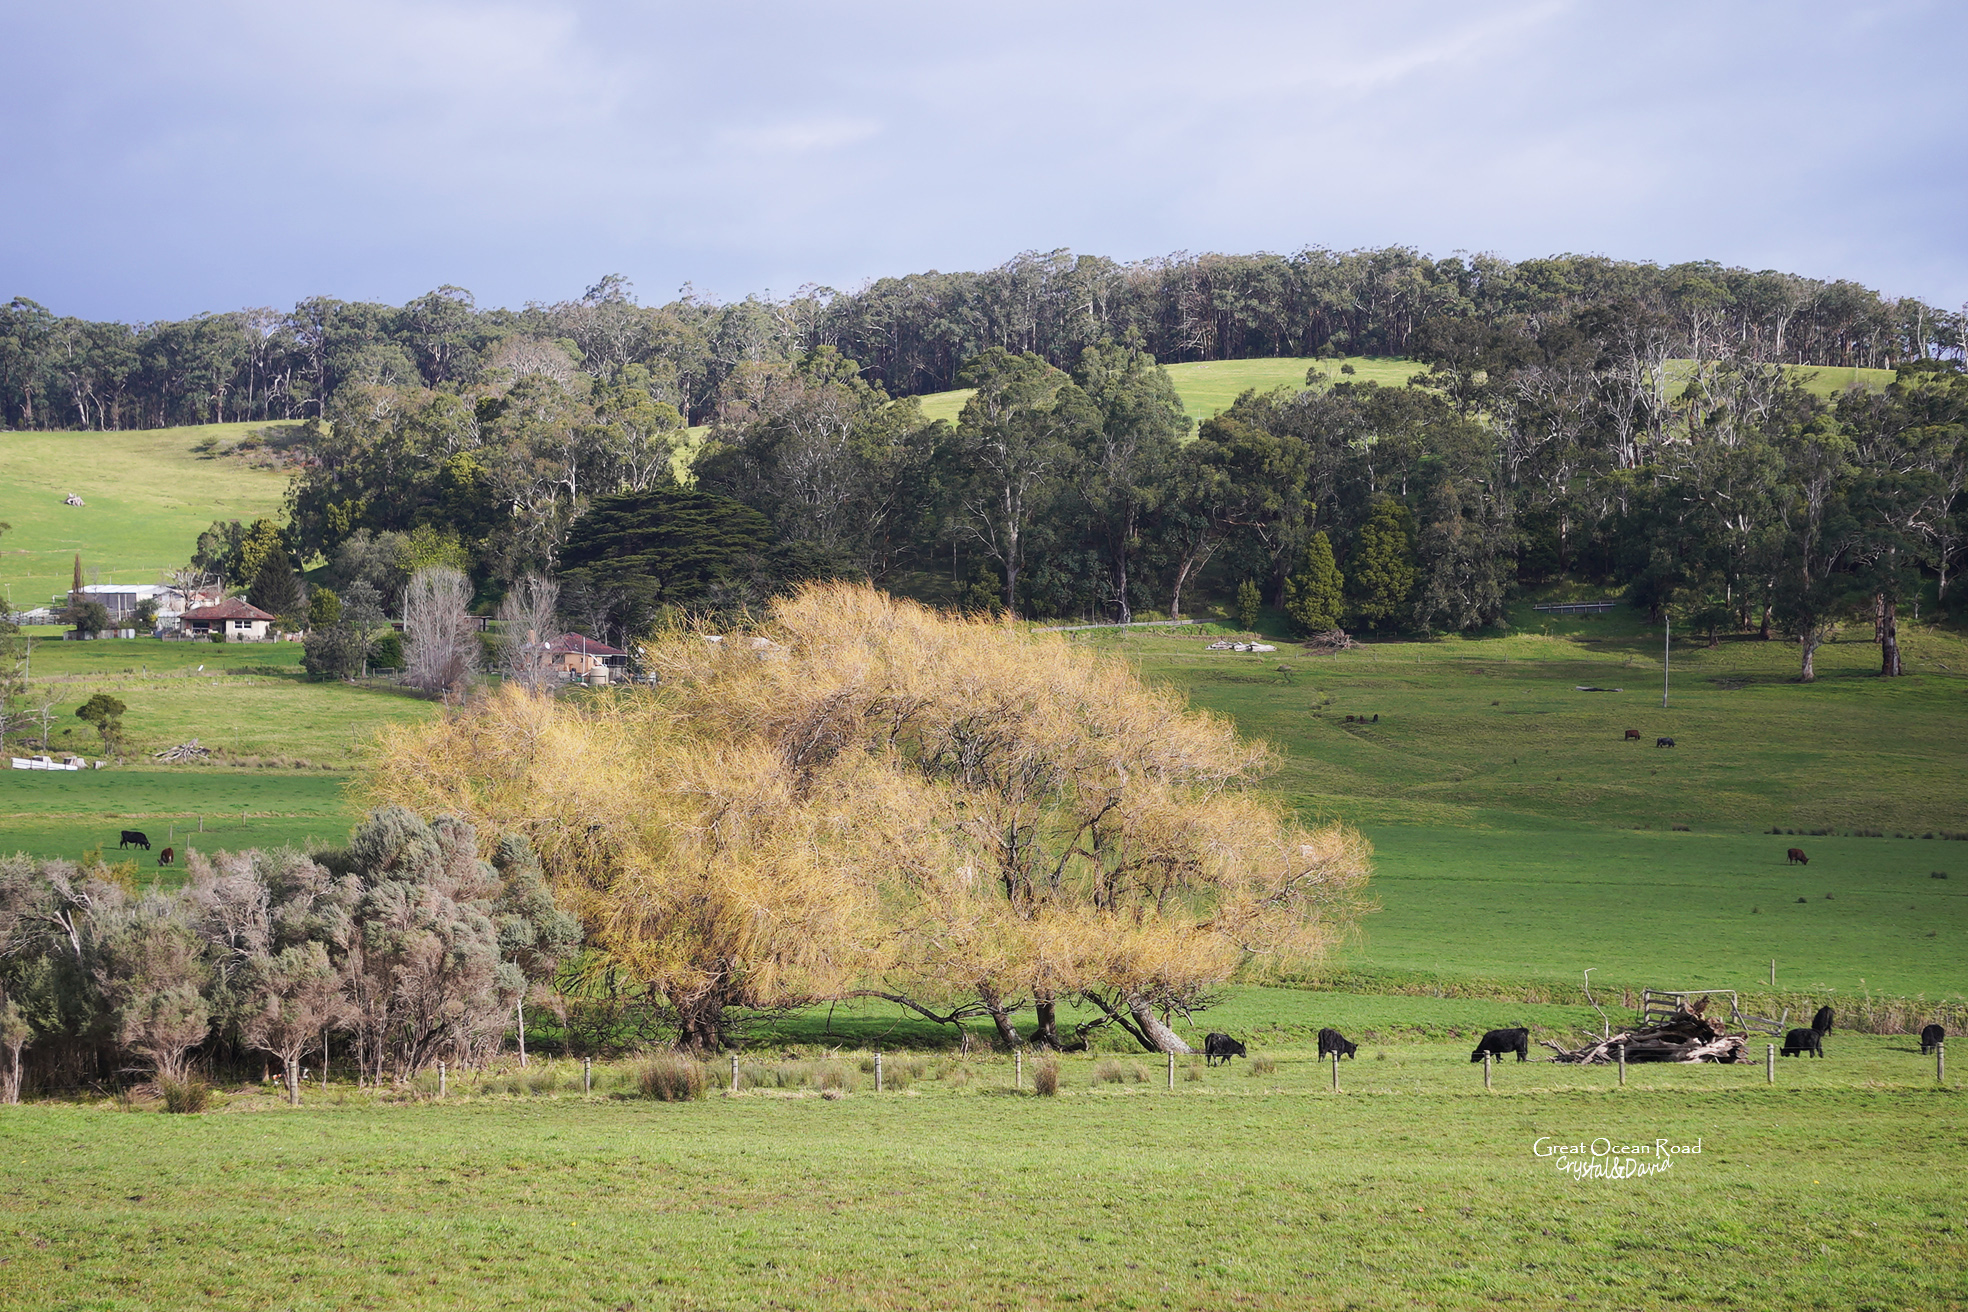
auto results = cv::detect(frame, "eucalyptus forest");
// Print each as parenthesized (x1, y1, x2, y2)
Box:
(5, 247, 1965, 683)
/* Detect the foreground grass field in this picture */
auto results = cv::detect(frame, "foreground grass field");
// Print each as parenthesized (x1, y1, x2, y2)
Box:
(3, 1038, 1959, 1312)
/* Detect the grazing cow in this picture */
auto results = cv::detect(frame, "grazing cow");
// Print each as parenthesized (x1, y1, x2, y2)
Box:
(1782, 1006, 1834, 1058)
(1317, 1028, 1358, 1060)
(1656, 737, 1675, 748)
(157, 847, 174, 867)
(1787, 848, 1809, 865)
(1920, 1024, 1946, 1054)
(1470, 1027, 1530, 1063)
(1624, 729, 1642, 741)
(1203, 1032, 1247, 1066)
(118, 830, 149, 851)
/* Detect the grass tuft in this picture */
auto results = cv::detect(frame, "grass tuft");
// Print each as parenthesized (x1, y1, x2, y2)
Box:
(637, 1054, 709, 1102)
(156, 1076, 211, 1114)
(1031, 1057, 1059, 1096)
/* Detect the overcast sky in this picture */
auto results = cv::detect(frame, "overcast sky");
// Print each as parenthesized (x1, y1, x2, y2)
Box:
(3, 0, 1963, 321)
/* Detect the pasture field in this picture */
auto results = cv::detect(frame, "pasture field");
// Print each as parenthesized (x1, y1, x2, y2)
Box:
(1069, 605, 1968, 1003)
(0, 422, 290, 603)
(911, 357, 1894, 428)
(911, 356, 1414, 427)
(2, 1037, 1960, 1312)
(0, 634, 432, 864)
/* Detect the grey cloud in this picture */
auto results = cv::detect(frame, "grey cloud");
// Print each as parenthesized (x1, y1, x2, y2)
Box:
(1, 0, 1962, 319)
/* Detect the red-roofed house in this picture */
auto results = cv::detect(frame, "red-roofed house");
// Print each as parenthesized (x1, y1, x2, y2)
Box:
(180, 597, 276, 641)
(546, 632, 628, 681)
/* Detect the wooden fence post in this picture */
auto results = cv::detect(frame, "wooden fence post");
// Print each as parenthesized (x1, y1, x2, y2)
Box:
(875, 1050, 883, 1093)
(1766, 1044, 1774, 1084)
(583, 1057, 592, 1095)
(1331, 1051, 1339, 1091)
(438, 1062, 446, 1098)
(1483, 1053, 1492, 1090)
(1167, 1052, 1175, 1091)
(1617, 1045, 1626, 1088)
(1015, 1049, 1022, 1090)
(731, 1052, 740, 1093)
(1940, 1043, 1947, 1086)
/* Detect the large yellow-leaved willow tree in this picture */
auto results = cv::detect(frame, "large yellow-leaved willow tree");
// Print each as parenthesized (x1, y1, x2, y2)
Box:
(365, 583, 1371, 1051)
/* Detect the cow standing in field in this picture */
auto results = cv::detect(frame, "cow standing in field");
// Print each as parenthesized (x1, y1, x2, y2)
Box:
(1317, 1028, 1358, 1059)
(1920, 1024, 1946, 1054)
(118, 830, 149, 851)
(157, 847, 174, 867)
(1203, 1032, 1247, 1066)
(1787, 848, 1809, 865)
(1470, 1028, 1530, 1062)
(1656, 737, 1675, 748)
(1782, 1007, 1833, 1058)
(1624, 729, 1642, 741)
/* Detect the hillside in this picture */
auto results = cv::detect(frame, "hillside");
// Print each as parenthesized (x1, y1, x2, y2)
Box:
(0, 422, 290, 606)
(913, 356, 1895, 426)
(0, 358, 1901, 599)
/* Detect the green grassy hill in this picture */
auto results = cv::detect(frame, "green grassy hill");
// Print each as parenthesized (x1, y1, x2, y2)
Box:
(913, 356, 1895, 426)
(0, 422, 291, 606)
(1076, 610, 1968, 1001)
(913, 355, 1418, 425)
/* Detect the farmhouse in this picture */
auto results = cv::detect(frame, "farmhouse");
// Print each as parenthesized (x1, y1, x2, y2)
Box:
(179, 597, 276, 641)
(546, 632, 629, 682)
(49, 583, 222, 632)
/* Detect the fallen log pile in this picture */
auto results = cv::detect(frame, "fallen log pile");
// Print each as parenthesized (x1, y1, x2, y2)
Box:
(1543, 1008, 1747, 1064)
(1302, 629, 1357, 651)
(153, 739, 211, 763)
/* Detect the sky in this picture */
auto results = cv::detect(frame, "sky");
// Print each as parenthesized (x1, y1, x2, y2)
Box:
(2, 0, 1964, 322)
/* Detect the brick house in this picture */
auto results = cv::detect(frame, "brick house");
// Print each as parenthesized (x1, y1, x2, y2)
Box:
(180, 598, 277, 641)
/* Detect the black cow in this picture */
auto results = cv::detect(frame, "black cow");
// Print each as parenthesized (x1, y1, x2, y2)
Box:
(1470, 1027, 1530, 1063)
(1203, 1032, 1247, 1066)
(118, 830, 149, 851)
(1656, 737, 1675, 748)
(1920, 1024, 1946, 1054)
(1812, 1006, 1834, 1034)
(1317, 1028, 1357, 1060)
(1780, 1027, 1823, 1058)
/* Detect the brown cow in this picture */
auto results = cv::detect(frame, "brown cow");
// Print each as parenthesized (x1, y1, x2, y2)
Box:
(1624, 729, 1642, 741)
(157, 847, 175, 867)
(1786, 848, 1808, 865)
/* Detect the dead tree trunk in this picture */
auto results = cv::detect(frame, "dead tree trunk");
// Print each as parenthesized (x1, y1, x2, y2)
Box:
(1877, 594, 1903, 677)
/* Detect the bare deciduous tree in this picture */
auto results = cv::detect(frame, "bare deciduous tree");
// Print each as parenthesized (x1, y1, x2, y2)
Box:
(402, 567, 478, 699)
(0, 995, 29, 1104)
(497, 574, 560, 694)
